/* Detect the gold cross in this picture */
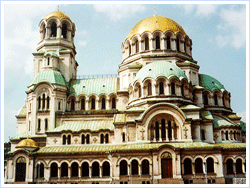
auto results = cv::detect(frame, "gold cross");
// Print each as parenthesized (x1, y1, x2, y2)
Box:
(53, 138, 57, 144)
(183, 127, 188, 139)
(74, 138, 78, 144)
(57, 5, 59, 11)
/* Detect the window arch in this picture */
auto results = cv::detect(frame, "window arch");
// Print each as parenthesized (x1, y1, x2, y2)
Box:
(63, 135, 66, 145)
(147, 83, 152, 96)
(195, 158, 203, 173)
(226, 159, 234, 174)
(131, 160, 139, 175)
(50, 163, 58, 178)
(159, 82, 164, 95)
(145, 37, 149, 50)
(112, 97, 116, 109)
(101, 98, 106, 110)
(61, 162, 68, 177)
(184, 158, 192, 175)
(102, 162, 110, 177)
(156, 36, 160, 49)
(81, 162, 89, 177)
(120, 160, 128, 175)
(236, 159, 243, 174)
(135, 40, 139, 53)
(91, 98, 95, 110)
(92, 162, 100, 177)
(206, 157, 214, 173)
(142, 159, 149, 175)
(71, 98, 75, 111)
(71, 162, 79, 177)
(37, 163, 44, 178)
(50, 22, 57, 37)
(81, 98, 85, 110)
(62, 23, 67, 39)
(167, 36, 171, 49)
(171, 82, 175, 95)
(67, 135, 71, 145)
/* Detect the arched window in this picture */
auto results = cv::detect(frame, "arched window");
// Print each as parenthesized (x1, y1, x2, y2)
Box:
(86, 134, 90, 144)
(159, 82, 164, 95)
(112, 97, 116, 109)
(101, 98, 106, 110)
(184, 41, 186, 52)
(42, 94, 45, 109)
(201, 130, 205, 140)
(145, 37, 149, 50)
(45, 119, 48, 131)
(203, 93, 208, 105)
(161, 119, 166, 140)
(91, 98, 95, 110)
(58, 102, 61, 110)
(129, 44, 131, 55)
(81, 162, 89, 177)
(50, 163, 58, 178)
(214, 94, 218, 106)
(102, 162, 110, 177)
(122, 133, 126, 142)
(67, 135, 71, 145)
(71, 162, 79, 177)
(38, 96, 41, 109)
(206, 157, 214, 173)
(226, 159, 234, 174)
(176, 38, 180, 51)
(71, 98, 75, 111)
(51, 22, 57, 37)
(62, 23, 67, 39)
(138, 85, 141, 98)
(195, 158, 203, 173)
(148, 83, 152, 96)
(37, 163, 44, 178)
(81, 99, 85, 110)
(167, 36, 171, 49)
(38, 119, 41, 131)
(181, 84, 184, 96)
(61, 162, 68, 177)
(156, 36, 160, 49)
(222, 94, 225, 106)
(225, 131, 229, 140)
(47, 57, 50, 66)
(105, 134, 109, 144)
(155, 121, 159, 140)
(142, 159, 149, 175)
(171, 82, 175, 95)
(120, 160, 128, 175)
(184, 158, 192, 174)
(131, 160, 139, 175)
(92, 162, 99, 177)
(81, 135, 85, 144)
(135, 40, 139, 53)
(62, 135, 66, 145)
(168, 121, 172, 140)
(100, 134, 104, 144)
(236, 159, 243, 174)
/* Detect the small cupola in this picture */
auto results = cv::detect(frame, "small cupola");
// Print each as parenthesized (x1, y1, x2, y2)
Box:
(43, 51, 59, 70)
(16, 136, 39, 150)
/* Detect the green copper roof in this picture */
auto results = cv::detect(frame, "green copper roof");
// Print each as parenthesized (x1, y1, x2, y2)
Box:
(240, 121, 246, 132)
(201, 111, 213, 120)
(134, 61, 188, 83)
(180, 105, 201, 110)
(30, 69, 66, 86)
(44, 51, 58, 57)
(199, 74, 226, 92)
(69, 77, 118, 97)
(213, 117, 237, 128)
(47, 120, 114, 133)
(214, 143, 246, 149)
(10, 132, 46, 141)
(16, 105, 26, 117)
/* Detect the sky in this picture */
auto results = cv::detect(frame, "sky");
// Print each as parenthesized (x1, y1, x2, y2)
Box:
(3, 2, 247, 142)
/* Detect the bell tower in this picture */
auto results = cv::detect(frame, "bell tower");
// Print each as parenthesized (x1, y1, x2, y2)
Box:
(32, 8, 78, 82)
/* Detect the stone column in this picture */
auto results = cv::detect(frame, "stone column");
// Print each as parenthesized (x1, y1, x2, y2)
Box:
(203, 162, 206, 174)
(58, 167, 60, 179)
(153, 126, 156, 142)
(46, 27, 50, 39)
(165, 126, 169, 141)
(139, 164, 142, 176)
(128, 164, 131, 176)
(56, 26, 61, 39)
(79, 167, 81, 178)
(68, 167, 71, 178)
(159, 124, 162, 142)
(192, 163, 195, 174)
(160, 37, 164, 50)
(89, 167, 92, 178)
(67, 30, 72, 41)
(100, 166, 102, 178)
(149, 38, 154, 51)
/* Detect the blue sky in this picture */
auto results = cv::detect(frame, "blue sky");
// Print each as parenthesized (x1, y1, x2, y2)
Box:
(3, 2, 247, 142)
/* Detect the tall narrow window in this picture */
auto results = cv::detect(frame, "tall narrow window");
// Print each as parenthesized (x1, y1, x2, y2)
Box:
(67, 135, 71, 145)
(62, 23, 67, 39)
(50, 22, 57, 37)
(195, 158, 203, 173)
(122, 133, 126, 142)
(222, 94, 225, 106)
(129, 44, 131, 55)
(71, 99, 75, 111)
(58, 102, 61, 110)
(38, 119, 41, 131)
(155, 122, 159, 140)
(131, 160, 139, 175)
(45, 119, 48, 131)
(184, 42, 186, 52)
(63, 135, 66, 145)
(145, 37, 149, 50)
(135, 40, 139, 53)
(101, 98, 106, 109)
(201, 130, 205, 140)
(181, 84, 184, 96)
(48, 57, 50, 66)
(47, 96, 49, 109)
(100, 134, 104, 144)
(206, 158, 214, 173)
(214, 94, 218, 106)
(138, 85, 141, 98)
(168, 121, 172, 140)
(148, 83, 152, 96)
(176, 38, 180, 51)
(161, 119, 166, 140)
(91, 98, 95, 110)
(42, 94, 45, 109)
(86, 134, 90, 144)
(167, 36, 171, 49)
(105, 134, 109, 144)
(159, 82, 164, 95)
(82, 135, 85, 144)
(81, 99, 85, 110)
(203, 94, 208, 105)
(38, 96, 41, 109)
(156, 36, 160, 49)
(112, 97, 116, 109)
(184, 158, 192, 175)
(171, 82, 175, 95)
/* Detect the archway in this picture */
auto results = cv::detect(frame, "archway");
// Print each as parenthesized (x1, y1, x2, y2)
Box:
(15, 157, 26, 182)
(161, 152, 172, 178)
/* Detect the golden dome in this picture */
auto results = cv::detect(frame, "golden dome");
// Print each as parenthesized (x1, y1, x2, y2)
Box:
(45, 10, 71, 21)
(16, 137, 39, 149)
(126, 15, 186, 39)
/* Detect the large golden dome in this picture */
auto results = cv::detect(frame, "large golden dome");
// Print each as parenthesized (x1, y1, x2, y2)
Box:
(127, 15, 186, 39)
(45, 10, 70, 21)
(16, 137, 39, 149)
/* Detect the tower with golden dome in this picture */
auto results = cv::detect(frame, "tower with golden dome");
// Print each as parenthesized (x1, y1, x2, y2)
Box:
(5, 9, 245, 185)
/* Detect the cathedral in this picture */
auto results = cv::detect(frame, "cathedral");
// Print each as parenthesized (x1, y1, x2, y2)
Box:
(5, 9, 246, 184)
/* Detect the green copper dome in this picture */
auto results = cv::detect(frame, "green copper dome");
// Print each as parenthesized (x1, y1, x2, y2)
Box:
(134, 61, 188, 83)
(199, 74, 226, 92)
(30, 69, 66, 86)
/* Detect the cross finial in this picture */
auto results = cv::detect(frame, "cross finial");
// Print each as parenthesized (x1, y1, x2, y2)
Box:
(57, 5, 59, 11)
(154, 5, 157, 16)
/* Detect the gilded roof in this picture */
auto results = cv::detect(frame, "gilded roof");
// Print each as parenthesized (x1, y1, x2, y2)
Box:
(45, 11, 70, 21)
(69, 77, 118, 97)
(16, 137, 39, 149)
(199, 74, 226, 92)
(127, 15, 186, 39)
(30, 69, 66, 86)
(134, 61, 188, 83)
(47, 119, 114, 133)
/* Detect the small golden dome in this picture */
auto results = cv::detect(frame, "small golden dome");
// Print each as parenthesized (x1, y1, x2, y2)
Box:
(126, 15, 186, 39)
(45, 10, 71, 21)
(16, 137, 39, 149)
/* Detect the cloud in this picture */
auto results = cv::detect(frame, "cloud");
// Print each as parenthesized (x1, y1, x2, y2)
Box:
(183, 4, 218, 17)
(93, 4, 146, 22)
(78, 40, 87, 47)
(216, 35, 229, 48)
(237, 111, 246, 122)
